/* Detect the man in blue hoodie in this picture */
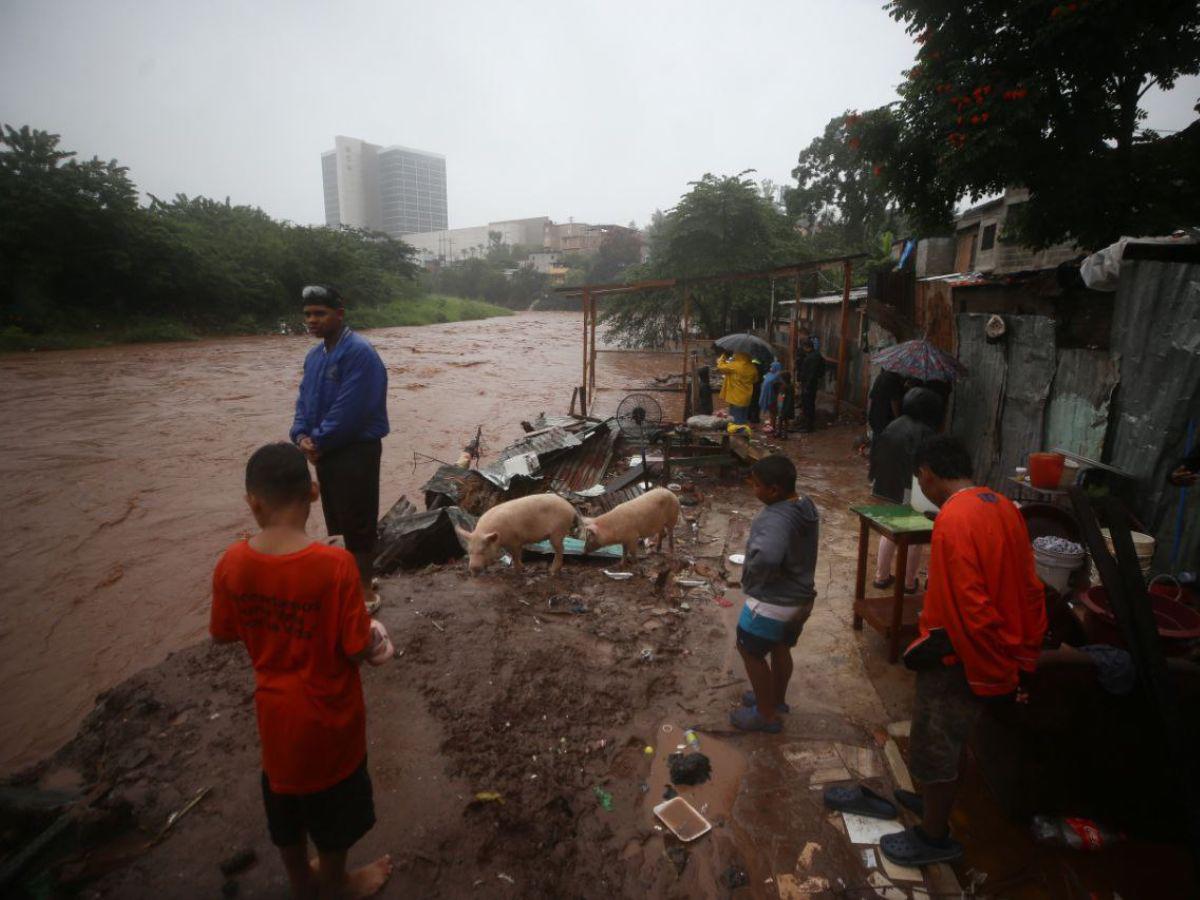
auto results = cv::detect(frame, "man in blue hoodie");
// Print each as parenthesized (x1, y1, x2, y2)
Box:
(731, 454, 820, 733)
(290, 285, 389, 610)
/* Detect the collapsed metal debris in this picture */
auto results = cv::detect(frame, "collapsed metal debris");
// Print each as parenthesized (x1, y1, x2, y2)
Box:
(381, 410, 742, 570)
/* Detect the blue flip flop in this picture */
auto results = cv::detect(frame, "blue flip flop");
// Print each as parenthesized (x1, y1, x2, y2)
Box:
(729, 706, 783, 733)
(822, 784, 898, 820)
(880, 827, 963, 865)
(742, 691, 790, 713)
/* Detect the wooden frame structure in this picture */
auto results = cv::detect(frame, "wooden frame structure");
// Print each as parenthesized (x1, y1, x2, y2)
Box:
(555, 253, 866, 418)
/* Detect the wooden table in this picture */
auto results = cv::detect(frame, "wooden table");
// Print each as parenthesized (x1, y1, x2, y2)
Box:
(851, 504, 935, 662)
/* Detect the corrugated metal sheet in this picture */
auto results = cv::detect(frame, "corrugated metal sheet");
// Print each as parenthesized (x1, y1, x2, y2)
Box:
(994, 315, 1056, 490)
(547, 421, 619, 494)
(1045, 349, 1119, 460)
(952, 314, 1056, 490)
(952, 314, 1007, 484)
(1106, 258, 1200, 570)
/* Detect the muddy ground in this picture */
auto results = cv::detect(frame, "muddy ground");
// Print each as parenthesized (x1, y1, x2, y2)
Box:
(3, 424, 1188, 898)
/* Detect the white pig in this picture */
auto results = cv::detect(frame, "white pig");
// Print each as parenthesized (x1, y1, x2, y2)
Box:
(455, 493, 578, 576)
(581, 487, 680, 564)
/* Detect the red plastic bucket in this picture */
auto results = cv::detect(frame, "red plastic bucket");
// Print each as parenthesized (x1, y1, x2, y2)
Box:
(1028, 452, 1066, 489)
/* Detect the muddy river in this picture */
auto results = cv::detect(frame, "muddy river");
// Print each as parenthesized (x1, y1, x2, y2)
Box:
(0, 311, 687, 773)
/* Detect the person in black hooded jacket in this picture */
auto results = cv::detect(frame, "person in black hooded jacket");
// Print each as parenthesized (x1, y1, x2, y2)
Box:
(869, 387, 944, 591)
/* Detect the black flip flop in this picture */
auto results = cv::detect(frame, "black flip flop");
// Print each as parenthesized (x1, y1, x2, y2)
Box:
(880, 827, 963, 866)
(894, 788, 924, 816)
(822, 784, 898, 820)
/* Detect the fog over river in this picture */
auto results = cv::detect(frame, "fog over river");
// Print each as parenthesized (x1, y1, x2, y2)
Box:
(0, 312, 682, 772)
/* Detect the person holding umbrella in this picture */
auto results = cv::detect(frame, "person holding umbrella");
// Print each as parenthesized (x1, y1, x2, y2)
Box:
(714, 334, 773, 427)
(716, 350, 758, 425)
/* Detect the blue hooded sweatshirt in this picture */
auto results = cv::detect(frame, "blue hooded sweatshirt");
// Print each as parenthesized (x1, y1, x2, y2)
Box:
(289, 328, 389, 452)
(758, 361, 783, 411)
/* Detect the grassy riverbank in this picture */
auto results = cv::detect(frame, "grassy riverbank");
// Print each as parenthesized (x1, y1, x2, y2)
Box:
(0, 294, 513, 353)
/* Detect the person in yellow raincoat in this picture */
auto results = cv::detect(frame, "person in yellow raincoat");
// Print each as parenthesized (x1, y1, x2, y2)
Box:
(716, 352, 759, 425)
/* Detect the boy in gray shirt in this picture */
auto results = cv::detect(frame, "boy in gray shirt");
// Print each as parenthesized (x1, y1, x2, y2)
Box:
(730, 455, 819, 733)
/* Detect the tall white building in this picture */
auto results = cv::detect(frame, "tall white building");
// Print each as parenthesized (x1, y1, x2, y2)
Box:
(321, 136, 447, 237)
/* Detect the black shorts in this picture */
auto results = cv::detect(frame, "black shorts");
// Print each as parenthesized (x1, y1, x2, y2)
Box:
(909, 665, 983, 785)
(261, 758, 375, 853)
(735, 621, 806, 659)
(315, 440, 382, 557)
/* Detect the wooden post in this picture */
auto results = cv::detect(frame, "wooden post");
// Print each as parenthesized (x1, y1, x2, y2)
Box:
(588, 292, 597, 405)
(681, 286, 691, 420)
(581, 287, 591, 416)
(789, 274, 801, 374)
(835, 259, 852, 415)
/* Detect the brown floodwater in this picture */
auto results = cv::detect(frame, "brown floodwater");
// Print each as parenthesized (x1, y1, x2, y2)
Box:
(0, 311, 687, 773)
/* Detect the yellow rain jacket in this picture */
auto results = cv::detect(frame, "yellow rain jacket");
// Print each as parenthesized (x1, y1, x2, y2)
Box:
(716, 353, 758, 408)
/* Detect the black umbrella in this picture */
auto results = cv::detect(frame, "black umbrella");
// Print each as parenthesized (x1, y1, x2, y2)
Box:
(714, 333, 774, 364)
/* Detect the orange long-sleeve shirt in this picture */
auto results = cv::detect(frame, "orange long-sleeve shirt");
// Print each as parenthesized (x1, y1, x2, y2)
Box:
(914, 487, 1047, 696)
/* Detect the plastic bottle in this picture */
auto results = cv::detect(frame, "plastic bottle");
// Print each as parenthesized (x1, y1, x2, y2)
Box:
(684, 730, 701, 751)
(1030, 815, 1124, 851)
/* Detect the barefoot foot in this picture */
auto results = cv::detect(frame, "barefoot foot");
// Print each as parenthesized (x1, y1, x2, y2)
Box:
(345, 855, 393, 898)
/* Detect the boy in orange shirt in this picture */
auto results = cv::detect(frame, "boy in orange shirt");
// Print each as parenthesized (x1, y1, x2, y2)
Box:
(880, 435, 1046, 867)
(211, 442, 393, 898)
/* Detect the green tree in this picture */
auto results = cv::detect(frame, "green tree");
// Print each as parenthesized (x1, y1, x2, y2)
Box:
(604, 172, 795, 345)
(785, 112, 906, 253)
(853, 1, 1200, 249)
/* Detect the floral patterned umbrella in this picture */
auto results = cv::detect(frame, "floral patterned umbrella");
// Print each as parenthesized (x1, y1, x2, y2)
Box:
(870, 339, 969, 382)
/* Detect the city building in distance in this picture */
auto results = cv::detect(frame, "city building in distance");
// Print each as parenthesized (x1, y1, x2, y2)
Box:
(321, 136, 447, 238)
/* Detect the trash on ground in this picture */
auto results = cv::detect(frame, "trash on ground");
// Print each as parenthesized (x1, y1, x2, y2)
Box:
(653, 796, 712, 842)
(668, 752, 712, 785)
(867, 871, 907, 900)
(375, 497, 478, 573)
(640, 647, 655, 663)
(674, 577, 708, 587)
(525, 537, 623, 559)
(593, 786, 614, 811)
(151, 785, 211, 846)
(1031, 814, 1125, 850)
(604, 569, 635, 580)
(797, 841, 821, 868)
(843, 812, 904, 845)
(727, 553, 745, 565)
(546, 594, 589, 614)
(474, 791, 504, 805)
(776, 873, 830, 898)
(667, 483, 683, 492)
(497, 872, 515, 884)
(712, 594, 734, 608)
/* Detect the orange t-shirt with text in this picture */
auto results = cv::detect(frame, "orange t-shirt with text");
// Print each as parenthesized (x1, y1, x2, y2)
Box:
(210, 540, 370, 794)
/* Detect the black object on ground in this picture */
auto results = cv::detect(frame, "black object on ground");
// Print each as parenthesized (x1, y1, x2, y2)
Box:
(219, 848, 257, 877)
(822, 784, 898, 820)
(374, 499, 477, 574)
(662, 785, 678, 800)
(719, 864, 749, 889)
(668, 752, 711, 786)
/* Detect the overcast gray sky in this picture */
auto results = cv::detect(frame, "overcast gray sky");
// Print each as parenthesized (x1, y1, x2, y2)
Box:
(3, 0, 1197, 230)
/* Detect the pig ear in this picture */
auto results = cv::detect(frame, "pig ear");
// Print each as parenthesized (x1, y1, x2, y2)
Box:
(483, 531, 500, 544)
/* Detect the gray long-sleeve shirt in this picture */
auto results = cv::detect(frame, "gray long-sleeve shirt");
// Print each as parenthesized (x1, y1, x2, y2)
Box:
(740, 496, 819, 607)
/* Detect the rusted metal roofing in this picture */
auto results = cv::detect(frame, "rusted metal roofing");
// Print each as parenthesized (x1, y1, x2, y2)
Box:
(547, 421, 619, 494)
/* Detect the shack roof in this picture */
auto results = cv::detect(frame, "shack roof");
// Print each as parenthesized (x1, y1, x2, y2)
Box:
(779, 287, 868, 306)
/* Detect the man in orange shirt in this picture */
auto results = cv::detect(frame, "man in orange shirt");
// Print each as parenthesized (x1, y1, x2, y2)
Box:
(881, 435, 1047, 867)
(211, 443, 393, 898)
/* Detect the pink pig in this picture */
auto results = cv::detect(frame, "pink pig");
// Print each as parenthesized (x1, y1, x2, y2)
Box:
(455, 493, 578, 576)
(581, 487, 680, 564)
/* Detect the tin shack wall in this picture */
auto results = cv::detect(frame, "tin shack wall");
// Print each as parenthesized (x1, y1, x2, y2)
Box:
(1105, 254, 1200, 571)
